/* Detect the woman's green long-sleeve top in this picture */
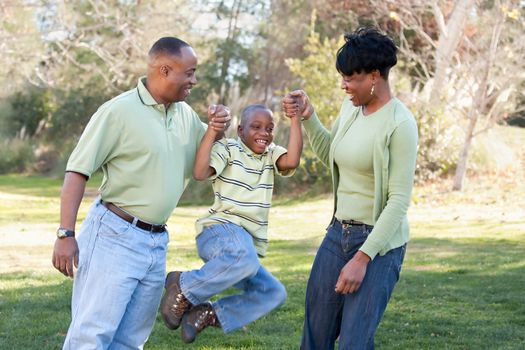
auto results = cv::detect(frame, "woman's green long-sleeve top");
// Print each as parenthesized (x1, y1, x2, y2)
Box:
(303, 96, 418, 260)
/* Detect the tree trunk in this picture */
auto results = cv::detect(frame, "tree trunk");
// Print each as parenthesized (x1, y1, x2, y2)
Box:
(451, 6, 504, 191)
(452, 115, 476, 190)
(218, 0, 242, 105)
(430, 0, 475, 105)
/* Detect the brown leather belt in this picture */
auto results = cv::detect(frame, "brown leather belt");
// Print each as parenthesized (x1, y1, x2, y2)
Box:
(101, 200, 166, 233)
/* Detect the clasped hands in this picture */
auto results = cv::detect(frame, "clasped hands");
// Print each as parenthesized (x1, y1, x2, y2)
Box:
(207, 104, 232, 133)
(281, 90, 314, 120)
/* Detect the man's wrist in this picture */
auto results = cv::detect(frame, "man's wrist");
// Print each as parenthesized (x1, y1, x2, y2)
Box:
(56, 228, 75, 239)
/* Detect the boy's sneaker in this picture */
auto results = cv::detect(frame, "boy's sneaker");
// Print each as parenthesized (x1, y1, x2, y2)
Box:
(160, 271, 192, 330)
(181, 303, 221, 343)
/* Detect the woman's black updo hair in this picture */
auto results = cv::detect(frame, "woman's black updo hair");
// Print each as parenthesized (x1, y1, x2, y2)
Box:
(336, 27, 398, 79)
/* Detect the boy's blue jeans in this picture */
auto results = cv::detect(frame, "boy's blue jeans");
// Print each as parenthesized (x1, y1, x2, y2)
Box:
(180, 223, 287, 333)
(300, 218, 406, 350)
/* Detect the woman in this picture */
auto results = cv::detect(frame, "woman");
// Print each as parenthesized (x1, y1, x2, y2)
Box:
(283, 27, 418, 349)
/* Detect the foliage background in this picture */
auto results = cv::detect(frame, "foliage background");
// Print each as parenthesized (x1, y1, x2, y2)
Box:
(1, 0, 524, 192)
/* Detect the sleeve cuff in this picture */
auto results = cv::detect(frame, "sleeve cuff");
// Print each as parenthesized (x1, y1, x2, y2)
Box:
(65, 168, 92, 179)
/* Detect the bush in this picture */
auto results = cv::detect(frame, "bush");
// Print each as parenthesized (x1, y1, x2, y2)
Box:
(507, 114, 525, 128)
(0, 83, 114, 174)
(411, 102, 462, 182)
(3, 87, 56, 139)
(0, 138, 35, 174)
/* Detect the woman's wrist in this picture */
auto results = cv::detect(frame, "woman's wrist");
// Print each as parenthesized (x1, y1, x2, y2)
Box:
(301, 106, 314, 120)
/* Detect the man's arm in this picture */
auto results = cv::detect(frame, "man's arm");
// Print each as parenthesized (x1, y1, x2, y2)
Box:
(52, 171, 86, 278)
(276, 115, 303, 171)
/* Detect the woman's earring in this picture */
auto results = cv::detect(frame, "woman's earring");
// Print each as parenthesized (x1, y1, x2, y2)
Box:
(370, 83, 375, 96)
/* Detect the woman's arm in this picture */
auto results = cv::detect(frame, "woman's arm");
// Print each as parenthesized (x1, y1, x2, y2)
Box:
(282, 90, 335, 166)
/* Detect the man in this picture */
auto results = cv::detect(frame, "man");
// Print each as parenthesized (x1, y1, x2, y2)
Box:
(52, 37, 231, 349)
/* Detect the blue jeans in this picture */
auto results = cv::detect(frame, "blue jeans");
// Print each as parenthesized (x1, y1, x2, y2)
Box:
(301, 218, 406, 350)
(63, 199, 169, 350)
(180, 223, 287, 333)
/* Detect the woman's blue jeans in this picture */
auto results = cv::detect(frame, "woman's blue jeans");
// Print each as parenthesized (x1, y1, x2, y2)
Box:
(300, 218, 406, 350)
(180, 223, 287, 333)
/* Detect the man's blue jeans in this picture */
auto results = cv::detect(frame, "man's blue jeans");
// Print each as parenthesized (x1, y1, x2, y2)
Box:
(63, 199, 168, 350)
(300, 218, 406, 350)
(180, 223, 287, 333)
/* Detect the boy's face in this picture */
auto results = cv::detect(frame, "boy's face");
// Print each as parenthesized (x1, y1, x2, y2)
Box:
(237, 109, 274, 154)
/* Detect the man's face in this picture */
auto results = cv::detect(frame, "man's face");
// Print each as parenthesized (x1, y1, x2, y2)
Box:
(163, 46, 198, 103)
(237, 109, 275, 154)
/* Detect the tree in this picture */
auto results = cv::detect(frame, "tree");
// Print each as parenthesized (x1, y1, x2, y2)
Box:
(342, 0, 525, 188)
(0, 1, 45, 94)
(284, 13, 346, 183)
(286, 18, 345, 125)
(451, 0, 525, 190)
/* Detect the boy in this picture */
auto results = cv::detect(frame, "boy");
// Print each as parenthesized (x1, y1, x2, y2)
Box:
(160, 104, 302, 343)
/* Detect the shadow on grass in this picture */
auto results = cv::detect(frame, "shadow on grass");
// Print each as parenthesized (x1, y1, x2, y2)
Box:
(1, 237, 523, 349)
(0, 274, 72, 349)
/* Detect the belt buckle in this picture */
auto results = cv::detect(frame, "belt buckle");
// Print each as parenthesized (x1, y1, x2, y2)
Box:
(150, 223, 166, 233)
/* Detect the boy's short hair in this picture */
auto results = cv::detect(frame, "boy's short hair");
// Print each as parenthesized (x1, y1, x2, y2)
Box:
(239, 104, 272, 126)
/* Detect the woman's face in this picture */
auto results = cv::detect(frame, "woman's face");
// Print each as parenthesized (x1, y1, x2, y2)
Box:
(340, 72, 375, 107)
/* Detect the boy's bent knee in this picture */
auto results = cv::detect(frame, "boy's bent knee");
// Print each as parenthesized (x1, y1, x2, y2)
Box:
(270, 280, 287, 308)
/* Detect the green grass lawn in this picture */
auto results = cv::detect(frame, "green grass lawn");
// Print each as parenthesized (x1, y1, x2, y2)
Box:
(0, 172, 524, 349)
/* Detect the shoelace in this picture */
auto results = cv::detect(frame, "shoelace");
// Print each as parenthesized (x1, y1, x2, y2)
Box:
(170, 293, 190, 318)
(194, 308, 218, 330)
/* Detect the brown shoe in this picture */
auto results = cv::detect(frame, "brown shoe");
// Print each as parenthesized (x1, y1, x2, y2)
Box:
(181, 303, 221, 343)
(160, 271, 192, 330)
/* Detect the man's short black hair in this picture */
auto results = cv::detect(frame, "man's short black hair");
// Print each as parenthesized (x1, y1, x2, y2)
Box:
(336, 27, 397, 79)
(148, 37, 190, 57)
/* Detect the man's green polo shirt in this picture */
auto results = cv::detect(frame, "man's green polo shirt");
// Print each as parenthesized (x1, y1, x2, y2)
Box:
(195, 138, 293, 257)
(67, 77, 206, 224)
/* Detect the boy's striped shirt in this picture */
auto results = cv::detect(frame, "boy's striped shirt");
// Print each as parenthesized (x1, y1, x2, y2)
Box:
(195, 138, 293, 256)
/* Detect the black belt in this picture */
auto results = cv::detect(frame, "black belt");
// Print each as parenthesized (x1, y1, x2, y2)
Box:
(101, 200, 166, 233)
(338, 218, 368, 228)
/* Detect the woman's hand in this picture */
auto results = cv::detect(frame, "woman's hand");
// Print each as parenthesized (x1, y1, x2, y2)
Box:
(335, 251, 371, 294)
(282, 90, 314, 120)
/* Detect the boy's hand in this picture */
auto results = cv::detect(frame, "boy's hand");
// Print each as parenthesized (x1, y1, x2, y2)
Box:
(282, 90, 314, 120)
(208, 104, 232, 133)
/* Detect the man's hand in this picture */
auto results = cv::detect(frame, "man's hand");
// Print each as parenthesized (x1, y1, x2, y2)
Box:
(335, 251, 371, 294)
(282, 90, 314, 120)
(208, 104, 231, 133)
(52, 237, 79, 278)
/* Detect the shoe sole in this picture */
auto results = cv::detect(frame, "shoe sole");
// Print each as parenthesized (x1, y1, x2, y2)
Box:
(180, 312, 197, 343)
(160, 271, 183, 330)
